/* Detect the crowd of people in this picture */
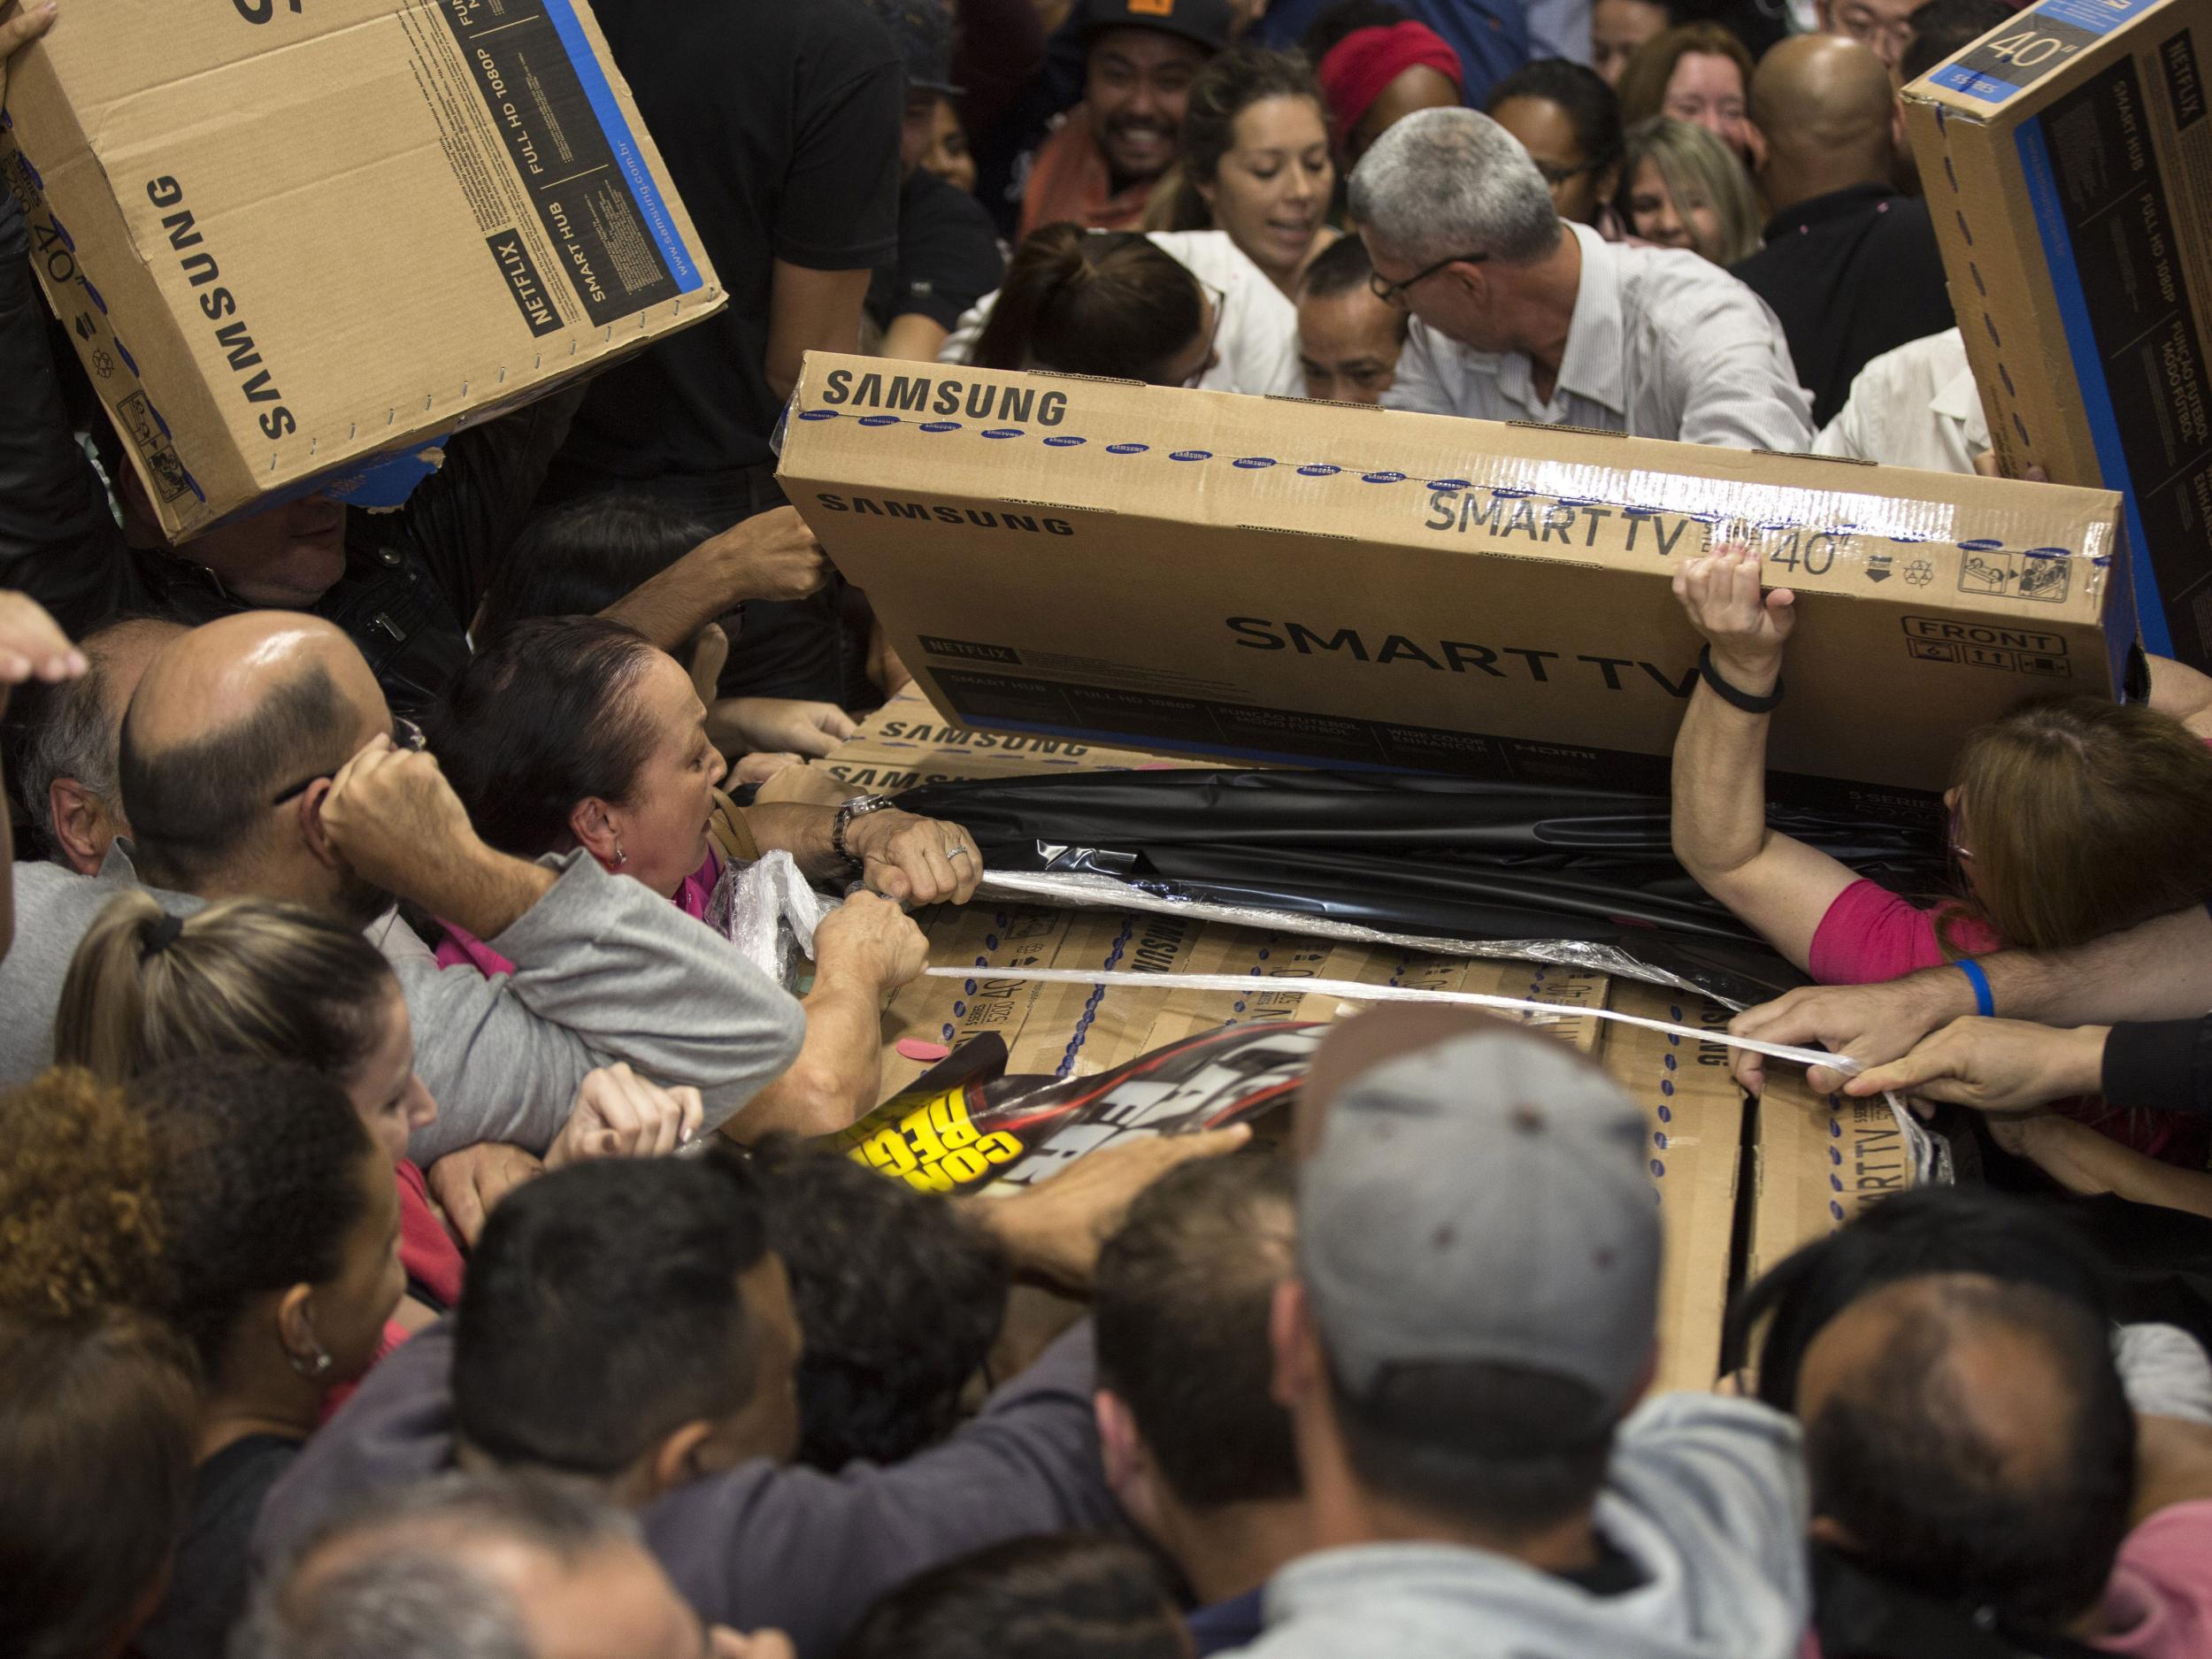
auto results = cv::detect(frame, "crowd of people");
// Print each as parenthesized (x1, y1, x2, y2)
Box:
(5, 0, 2212, 1655)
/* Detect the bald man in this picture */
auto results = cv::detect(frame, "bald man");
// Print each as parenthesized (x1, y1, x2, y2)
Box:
(1728, 35, 1955, 425)
(0, 611, 810, 1164)
(1794, 1273, 2138, 1643)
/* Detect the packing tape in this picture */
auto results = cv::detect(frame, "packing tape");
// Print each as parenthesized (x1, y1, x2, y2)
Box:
(918, 965, 1936, 1185)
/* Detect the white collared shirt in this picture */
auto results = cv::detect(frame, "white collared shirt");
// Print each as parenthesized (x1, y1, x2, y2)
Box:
(1812, 327, 1990, 476)
(938, 228, 1302, 399)
(1381, 222, 1816, 453)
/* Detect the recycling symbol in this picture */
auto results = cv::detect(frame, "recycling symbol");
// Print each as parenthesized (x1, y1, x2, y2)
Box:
(1904, 558, 1935, 587)
(91, 349, 115, 379)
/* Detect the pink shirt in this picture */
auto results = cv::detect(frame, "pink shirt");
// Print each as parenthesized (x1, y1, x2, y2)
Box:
(434, 850, 722, 976)
(320, 1164, 461, 1422)
(1807, 879, 2001, 986)
(1808, 879, 2203, 1166)
(2098, 1501, 2212, 1656)
(1796, 1505, 2212, 1657)
(396, 1158, 465, 1309)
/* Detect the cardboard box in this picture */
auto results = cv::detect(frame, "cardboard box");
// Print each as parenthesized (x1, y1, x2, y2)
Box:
(1, 0, 720, 540)
(780, 356, 2128, 822)
(1603, 979, 1747, 1394)
(1746, 1073, 1918, 1288)
(1905, 0, 2212, 667)
(823, 685, 1211, 795)
(870, 897, 1739, 1388)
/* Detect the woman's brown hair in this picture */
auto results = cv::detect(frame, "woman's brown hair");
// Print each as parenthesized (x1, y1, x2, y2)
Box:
(53, 890, 396, 1087)
(0, 1307, 199, 1659)
(968, 223, 1205, 384)
(0, 1067, 168, 1324)
(1615, 22, 1755, 129)
(1146, 45, 1332, 232)
(1944, 696, 2212, 953)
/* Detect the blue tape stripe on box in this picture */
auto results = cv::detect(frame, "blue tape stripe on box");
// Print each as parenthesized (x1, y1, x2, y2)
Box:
(2015, 117, 2167, 656)
(541, 0, 703, 294)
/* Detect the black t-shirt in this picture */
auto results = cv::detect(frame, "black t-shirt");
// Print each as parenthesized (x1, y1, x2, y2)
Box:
(135, 1433, 303, 1659)
(866, 170, 1007, 335)
(557, 0, 903, 482)
(1729, 183, 1956, 428)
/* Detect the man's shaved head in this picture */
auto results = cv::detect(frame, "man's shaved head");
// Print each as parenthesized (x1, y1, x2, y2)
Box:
(119, 612, 387, 898)
(1797, 1272, 2134, 1634)
(1751, 35, 1896, 174)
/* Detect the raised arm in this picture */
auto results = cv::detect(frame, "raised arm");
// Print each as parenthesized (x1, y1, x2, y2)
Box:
(598, 508, 830, 651)
(318, 738, 805, 1161)
(1670, 544, 1855, 972)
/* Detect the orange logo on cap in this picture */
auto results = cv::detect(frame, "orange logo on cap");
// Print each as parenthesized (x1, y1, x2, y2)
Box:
(1129, 0, 1178, 13)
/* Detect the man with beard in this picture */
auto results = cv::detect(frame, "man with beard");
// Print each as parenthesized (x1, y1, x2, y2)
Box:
(1018, 0, 1233, 236)
(0, 611, 810, 1166)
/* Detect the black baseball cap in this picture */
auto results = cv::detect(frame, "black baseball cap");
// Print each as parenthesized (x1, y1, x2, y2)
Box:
(862, 0, 964, 96)
(1079, 0, 1235, 52)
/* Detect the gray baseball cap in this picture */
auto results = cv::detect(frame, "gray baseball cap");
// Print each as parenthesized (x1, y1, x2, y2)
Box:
(1299, 1024, 1661, 1421)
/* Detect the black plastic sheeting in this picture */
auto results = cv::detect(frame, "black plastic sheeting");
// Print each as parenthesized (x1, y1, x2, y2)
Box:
(897, 769, 1955, 1008)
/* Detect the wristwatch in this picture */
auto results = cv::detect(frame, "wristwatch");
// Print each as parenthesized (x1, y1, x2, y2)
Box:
(831, 794, 898, 870)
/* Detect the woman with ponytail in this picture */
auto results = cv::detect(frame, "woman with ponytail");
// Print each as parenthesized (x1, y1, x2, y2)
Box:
(54, 892, 702, 1289)
(946, 218, 1302, 395)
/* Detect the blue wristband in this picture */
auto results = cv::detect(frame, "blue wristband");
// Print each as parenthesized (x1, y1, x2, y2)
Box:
(1957, 957, 1994, 1019)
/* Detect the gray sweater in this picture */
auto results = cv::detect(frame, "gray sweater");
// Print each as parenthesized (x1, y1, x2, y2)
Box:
(0, 845, 805, 1162)
(1227, 1395, 1811, 1659)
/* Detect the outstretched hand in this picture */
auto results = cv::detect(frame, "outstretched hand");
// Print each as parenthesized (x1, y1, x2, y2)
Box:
(1842, 1017, 2108, 1116)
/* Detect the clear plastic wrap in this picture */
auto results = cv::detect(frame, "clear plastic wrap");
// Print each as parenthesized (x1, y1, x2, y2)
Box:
(972, 868, 1731, 1003)
(703, 851, 832, 991)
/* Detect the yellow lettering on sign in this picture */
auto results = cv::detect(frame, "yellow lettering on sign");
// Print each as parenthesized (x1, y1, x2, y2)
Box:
(844, 1090, 1025, 1193)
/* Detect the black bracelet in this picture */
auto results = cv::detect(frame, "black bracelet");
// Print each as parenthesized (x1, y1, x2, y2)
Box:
(1697, 644, 1785, 713)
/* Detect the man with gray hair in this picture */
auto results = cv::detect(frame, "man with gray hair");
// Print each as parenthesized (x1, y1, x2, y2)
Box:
(1230, 1009, 1811, 1657)
(10, 614, 182, 873)
(1350, 107, 1814, 451)
(234, 1470, 786, 1659)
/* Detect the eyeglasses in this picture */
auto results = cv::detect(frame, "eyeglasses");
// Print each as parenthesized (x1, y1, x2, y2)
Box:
(270, 715, 425, 807)
(1368, 250, 1491, 308)
(1178, 280, 1228, 389)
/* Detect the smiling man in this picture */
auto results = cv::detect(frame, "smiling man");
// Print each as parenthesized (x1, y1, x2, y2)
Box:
(1019, 0, 1233, 236)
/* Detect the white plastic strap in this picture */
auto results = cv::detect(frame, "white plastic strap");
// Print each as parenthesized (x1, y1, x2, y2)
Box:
(922, 965, 1856, 1072)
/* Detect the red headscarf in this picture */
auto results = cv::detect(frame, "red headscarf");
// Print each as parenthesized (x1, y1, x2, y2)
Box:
(1316, 20, 1466, 150)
